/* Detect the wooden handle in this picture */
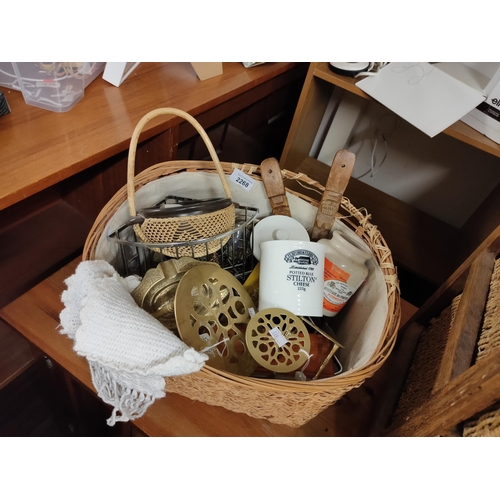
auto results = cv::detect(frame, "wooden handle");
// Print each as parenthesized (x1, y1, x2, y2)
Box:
(260, 157, 291, 217)
(310, 150, 355, 241)
(127, 108, 232, 217)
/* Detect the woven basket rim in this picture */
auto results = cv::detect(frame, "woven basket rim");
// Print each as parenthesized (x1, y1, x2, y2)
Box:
(83, 159, 401, 391)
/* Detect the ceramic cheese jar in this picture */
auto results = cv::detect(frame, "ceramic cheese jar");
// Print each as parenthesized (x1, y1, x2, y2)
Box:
(317, 230, 371, 317)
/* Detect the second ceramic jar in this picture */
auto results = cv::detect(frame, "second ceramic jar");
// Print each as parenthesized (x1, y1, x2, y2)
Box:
(317, 230, 372, 317)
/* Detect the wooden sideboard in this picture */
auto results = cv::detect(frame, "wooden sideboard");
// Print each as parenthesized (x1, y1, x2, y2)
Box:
(1, 62, 306, 210)
(0, 62, 307, 390)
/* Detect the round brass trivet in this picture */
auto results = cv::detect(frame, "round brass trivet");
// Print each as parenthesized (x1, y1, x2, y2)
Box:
(131, 258, 218, 331)
(246, 308, 311, 373)
(174, 265, 258, 376)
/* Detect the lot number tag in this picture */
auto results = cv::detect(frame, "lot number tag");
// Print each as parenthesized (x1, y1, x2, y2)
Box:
(269, 327, 288, 348)
(229, 169, 255, 192)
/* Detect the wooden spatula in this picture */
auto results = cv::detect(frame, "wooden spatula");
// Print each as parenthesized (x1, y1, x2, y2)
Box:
(260, 157, 291, 217)
(310, 150, 355, 241)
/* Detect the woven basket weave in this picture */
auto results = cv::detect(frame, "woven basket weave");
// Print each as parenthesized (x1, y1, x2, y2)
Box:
(463, 257, 500, 437)
(127, 108, 235, 257)
(83, 157, 401, 427)
(390, 294, 462, 429)
(390, 257, 500, 437)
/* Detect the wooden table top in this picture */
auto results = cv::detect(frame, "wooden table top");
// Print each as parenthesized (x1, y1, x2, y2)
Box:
(0, 257, 404, 437)
(0, 62, 302, 211)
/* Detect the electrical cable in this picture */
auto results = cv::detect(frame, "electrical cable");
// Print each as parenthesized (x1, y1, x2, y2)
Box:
(353, 135, 388, 180)
(0, 63, 98, 89)
(352, 113, 400, 180)
(0, 66, 74, 83)
(0, 63, 100, 108)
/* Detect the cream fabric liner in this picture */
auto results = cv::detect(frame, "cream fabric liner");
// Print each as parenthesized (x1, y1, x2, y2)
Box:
(95, 171, 388, 373)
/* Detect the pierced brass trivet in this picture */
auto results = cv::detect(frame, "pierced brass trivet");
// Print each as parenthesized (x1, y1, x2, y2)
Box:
(174, 265, 258, 375)
(246, 308, 311, 373)
(131, 257, 218, 330)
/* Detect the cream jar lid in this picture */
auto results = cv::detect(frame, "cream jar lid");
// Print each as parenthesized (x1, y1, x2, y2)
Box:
(251, 215, 310, 260)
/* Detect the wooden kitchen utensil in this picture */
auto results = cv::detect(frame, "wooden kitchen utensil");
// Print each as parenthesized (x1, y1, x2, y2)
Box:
(310, 150, 355, 241)
(260, 157, 291, 217)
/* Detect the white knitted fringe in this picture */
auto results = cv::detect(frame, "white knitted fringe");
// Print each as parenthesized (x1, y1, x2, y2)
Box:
(89, 361, 159, 426)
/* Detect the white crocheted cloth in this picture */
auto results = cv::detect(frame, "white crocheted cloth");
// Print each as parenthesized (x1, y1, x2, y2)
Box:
(59, 260, 208, 426)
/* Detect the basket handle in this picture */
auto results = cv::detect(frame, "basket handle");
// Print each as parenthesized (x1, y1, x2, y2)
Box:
(127, 107, 233, 217)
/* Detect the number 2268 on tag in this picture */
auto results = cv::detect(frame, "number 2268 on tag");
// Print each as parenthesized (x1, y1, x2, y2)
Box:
(229, 169, 255, 192)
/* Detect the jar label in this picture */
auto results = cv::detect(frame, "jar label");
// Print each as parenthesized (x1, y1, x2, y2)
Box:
(323, 259, 352, 313)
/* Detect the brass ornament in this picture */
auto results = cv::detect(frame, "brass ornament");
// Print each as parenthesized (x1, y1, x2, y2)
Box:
(174, 265, 258, 376)
(131, 257, 218, 331)
(246, 308, 311, 373)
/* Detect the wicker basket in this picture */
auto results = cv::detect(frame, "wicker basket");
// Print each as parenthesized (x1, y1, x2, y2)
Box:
(84, 167, 400, 427)
(127, 108, 235, 257)
(83, 113, 401, 428)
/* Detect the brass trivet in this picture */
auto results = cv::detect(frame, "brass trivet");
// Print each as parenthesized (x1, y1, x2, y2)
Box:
(131, 257, 218, 331)
(246, 308, 311, 373)
(174, 265, 258, 376)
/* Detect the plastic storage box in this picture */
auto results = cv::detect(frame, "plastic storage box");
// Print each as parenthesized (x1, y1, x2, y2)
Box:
(0, 62, 105, 112)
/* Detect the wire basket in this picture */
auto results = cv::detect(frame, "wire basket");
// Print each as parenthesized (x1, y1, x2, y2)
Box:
(107, 194, 259, 282)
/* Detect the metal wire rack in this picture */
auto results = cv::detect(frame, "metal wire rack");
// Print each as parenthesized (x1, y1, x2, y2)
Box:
(107, 195, 259, 283)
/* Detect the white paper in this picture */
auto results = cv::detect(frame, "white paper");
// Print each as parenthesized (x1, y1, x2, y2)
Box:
(355, 62, 487, 138)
